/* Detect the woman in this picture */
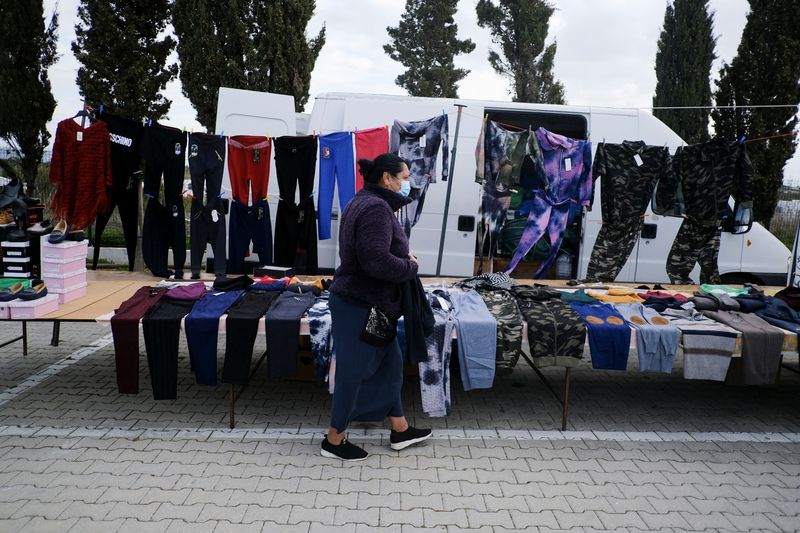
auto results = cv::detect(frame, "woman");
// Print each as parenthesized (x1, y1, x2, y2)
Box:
(322, 153, 432, 461)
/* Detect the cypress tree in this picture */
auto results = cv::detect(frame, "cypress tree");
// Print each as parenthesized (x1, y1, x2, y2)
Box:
(652, 0, 716, 144)
(384, 0, 476, 98)
(174, 0, 325, 129)
(711, 0, 800, 227)
(0, 2, 59, 195)
(475, 0, 565, 104)
(72, 0, 177, 120)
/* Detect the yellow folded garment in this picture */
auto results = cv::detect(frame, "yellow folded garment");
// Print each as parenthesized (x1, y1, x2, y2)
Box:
(587, 288, 642, 303)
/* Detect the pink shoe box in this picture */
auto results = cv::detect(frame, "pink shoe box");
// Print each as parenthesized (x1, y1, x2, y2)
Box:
(42, 269, 87, 290)
(42, 256, 86, 276)
(41, 239, 89, 261)
(0, 301, 10, 319)
(8, 294, 59, 319)
(50, 282, 87, 304)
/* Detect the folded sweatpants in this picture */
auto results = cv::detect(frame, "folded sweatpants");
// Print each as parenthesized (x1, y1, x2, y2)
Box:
(142, 298, 196, 400)
(265, 291, 316, 377)
(185, 290, 244, 385)
(615, 303, 680, 373)
(110, 287, 166, 394)
(222, 290, 280, 384)
(570, 302, 631, 370)
(449, 290, 496, 390)
(703, 310, 784, 385)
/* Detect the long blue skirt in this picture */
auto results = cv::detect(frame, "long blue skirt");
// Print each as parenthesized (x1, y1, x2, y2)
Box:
(329, 293, 404, 432)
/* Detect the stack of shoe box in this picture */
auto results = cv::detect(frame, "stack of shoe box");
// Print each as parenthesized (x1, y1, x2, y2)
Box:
(1, 239, 34, 279)
(42, 239, 88, 303)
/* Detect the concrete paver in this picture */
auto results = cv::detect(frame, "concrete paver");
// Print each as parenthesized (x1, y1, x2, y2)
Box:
(0, 322, 799, 531)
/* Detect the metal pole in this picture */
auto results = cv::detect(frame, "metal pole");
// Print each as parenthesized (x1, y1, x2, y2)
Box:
(435, 104, 467, 277)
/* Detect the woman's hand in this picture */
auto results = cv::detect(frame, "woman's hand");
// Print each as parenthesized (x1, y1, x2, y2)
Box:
(408, 253, 418, 264)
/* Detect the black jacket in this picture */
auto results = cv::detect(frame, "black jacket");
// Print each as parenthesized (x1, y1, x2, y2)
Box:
(401, 278, 434, 364)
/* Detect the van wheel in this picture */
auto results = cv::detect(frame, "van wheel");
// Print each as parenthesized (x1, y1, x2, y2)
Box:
(720, 273, 761, 285)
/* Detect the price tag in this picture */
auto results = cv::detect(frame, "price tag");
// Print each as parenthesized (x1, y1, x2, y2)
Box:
(436, 296, 450, 311)
(419, 135, 426, 148)
(564, 157, 572, 171)
(76, 131, 83, 142)
(211, 210, 219, 223)
(633, 154, 643, 166)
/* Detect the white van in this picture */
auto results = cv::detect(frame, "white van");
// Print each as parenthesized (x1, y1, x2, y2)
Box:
(214, 87, 790, 285)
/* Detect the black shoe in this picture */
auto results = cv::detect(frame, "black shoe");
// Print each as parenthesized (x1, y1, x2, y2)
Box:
(66, 230, 85, 242)
(191, 273, 201, 280)
(320, 437, 369, 461)
(390, 426, 432, 451)
(6, 228, 28, 242)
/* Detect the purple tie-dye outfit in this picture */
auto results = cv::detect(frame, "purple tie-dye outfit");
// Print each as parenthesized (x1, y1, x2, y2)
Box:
(506, 128, 592, 276)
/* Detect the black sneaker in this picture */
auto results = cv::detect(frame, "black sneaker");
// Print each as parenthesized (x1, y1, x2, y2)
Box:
(390, 426, 432, 451)
(320, 437, 369, 461)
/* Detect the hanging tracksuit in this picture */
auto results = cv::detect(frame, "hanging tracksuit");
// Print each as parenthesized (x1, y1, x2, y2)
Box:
(354, 126, 390, 191)
(93, 111, 143, 271)
(184, 289, 243, 386)
(227, 135, 272, 273)
(475, 120, 542, 273)
(265, 290, 316, 378)
(569, 302, 631, 370)
(657, 138, 755, 284)
(318, 131, 355, 240)
(273, 135, 319, 273)
(390, 114, 449, 236)
(188, 133, 227, 278)
(449, 289, 497, 390)
(110, 286, 167, 394)
(511, 285, 586, 368)
(614, 303, 680, 373)
(586, 141, 672, 281)
(222, 289, 281, 384)
(141, 124, 188, 278)
(506, 127, 592, 276)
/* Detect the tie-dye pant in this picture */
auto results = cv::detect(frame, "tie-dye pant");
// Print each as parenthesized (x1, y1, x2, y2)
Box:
(477, 182, 512, 273)
(506, 191, 571, 277)
(418, 308, 455, 417)
(307, 297, 333, 385)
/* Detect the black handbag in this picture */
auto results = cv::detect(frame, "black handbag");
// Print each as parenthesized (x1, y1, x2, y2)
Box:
(359, 305, 399, 346)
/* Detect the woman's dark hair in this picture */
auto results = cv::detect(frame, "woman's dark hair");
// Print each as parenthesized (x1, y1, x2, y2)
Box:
(357, 153, 406, 184)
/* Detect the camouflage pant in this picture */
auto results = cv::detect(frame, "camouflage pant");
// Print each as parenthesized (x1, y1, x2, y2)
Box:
(666, 217, 722, 285)
(586, 216, 645, 282)
(474, 288, 523, 372)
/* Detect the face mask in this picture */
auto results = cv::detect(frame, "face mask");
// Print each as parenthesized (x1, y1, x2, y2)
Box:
(398, 180, 411, 197)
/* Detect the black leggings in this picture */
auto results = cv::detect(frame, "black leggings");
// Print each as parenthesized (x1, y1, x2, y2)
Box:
(93, 112, 143, 271)
(273, 136, 318, 274)
(265, 290, 316, 377)
(141, 124, 187, 278)
(222, 290, 281, 384)
(188, 133, 227, 277)
(142, 298, 196, 400)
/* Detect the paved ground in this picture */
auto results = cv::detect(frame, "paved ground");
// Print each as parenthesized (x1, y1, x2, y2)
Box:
(1, 321, 800, 532)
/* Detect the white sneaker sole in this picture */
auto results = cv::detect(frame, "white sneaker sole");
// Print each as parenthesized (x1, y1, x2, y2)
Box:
(320, 448, 369, 461)
(390, 432, 432, 451)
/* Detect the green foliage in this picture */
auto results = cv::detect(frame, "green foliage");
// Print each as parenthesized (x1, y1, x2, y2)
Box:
(72, 0, 177, 120)
(0, 2, 59, 194)
(384, 0, 475, 98)
(475, 0, 565, 104)
(712, 0, 800, 227)
(174, 0, 325, 130)
(652, 0, 716, 144)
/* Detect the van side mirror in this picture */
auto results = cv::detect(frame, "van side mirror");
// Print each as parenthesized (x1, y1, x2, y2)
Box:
(723, 203, 753, 235)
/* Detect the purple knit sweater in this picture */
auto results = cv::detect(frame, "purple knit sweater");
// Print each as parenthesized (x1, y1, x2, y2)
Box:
(329, 183, 419, 315)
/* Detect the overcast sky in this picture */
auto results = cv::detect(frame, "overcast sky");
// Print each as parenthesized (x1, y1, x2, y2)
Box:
(42, 0, 799, 182)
